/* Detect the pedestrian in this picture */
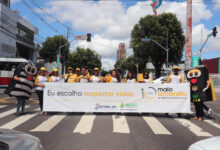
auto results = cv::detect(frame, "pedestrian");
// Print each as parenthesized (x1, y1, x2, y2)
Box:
(79, 67, 90, 83)
(4, 61, 37, 116)
(35, 67, 48, 115)
(185, 65, 215, 121)
(125, 71, 136, 83)
(90, 68, 104, 83)
(105, 69, 121, 83)
(65, 67, 73, 82)
(139, 71, 152, 83)
(74, 68, 81, 82)
(49, 68, 62, 82)
(164, 65, 184, 118)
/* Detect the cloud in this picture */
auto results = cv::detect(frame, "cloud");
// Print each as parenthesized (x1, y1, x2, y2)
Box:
(192, 24, 220, 52)
(11, 0, 20, 4)
(212, 0, 220, 10)
(41, 0, 213, 68)
(101, 58, 115, 71)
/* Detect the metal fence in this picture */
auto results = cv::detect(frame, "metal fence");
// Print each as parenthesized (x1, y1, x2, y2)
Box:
(210, 74, 220, 88)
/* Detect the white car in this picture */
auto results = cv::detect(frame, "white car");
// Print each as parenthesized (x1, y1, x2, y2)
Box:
(0, 129, 43, 150)
(152, 76, 169, 83)
(188, 136, 220, 150)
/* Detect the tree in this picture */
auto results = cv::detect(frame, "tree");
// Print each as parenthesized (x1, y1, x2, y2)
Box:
(40, 35, 70, 65)
(130, 13, 185, 78)
(67, 47, 101, 70)
(114, 58, 126, 75)
(121, 55, 137, 75)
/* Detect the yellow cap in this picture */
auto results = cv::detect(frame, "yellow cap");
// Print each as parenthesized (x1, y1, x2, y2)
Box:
(68, 67, 72, 70)
(94, 67, 99, 71)
(76, 68, 80, 71)
(40, 67, 46, 71)
(173, 65, 180, 70)
(53, 68, 59, 72)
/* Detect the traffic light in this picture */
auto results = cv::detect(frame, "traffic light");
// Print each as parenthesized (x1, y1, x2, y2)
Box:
(87, 33, 91, 42)
(212, 27, 217, 37)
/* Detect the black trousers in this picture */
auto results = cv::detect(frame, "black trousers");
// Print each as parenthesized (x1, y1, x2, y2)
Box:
(194, 102, 204, 118)
(36, 90, 43, 111)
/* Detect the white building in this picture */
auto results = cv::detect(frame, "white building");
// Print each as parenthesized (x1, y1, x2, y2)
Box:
(0, 1, 39, 63)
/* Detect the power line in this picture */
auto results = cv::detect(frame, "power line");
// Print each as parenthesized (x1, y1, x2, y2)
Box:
(20, 0, 64, 35)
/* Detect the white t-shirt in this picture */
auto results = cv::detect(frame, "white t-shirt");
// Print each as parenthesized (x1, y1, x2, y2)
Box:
(90, 76, 100, 83)
(112, 77, 118, 83)
(80, 75, 89, 83)
(144, 79, 150, 83)
(127, 79, 135, 83)
(170, 75, 182, 84)
(50, 76, 61, 82)
(35, 75, 48, 91)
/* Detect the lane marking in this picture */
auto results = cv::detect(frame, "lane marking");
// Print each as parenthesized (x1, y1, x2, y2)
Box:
(204, 120, 220, 129)
(0, 105, 7, 109)
(0, 106, 30, 119)
(112, 115, 130, 134)
(143, 116, 171, 135)
(175, 118, 212, 137)
(73, 115, 96, 134)
(30, 115, 66, 132)
(0, 108, 40, 129)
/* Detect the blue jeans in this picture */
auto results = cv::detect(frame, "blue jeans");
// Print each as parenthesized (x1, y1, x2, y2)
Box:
(16, 97, 27, 113)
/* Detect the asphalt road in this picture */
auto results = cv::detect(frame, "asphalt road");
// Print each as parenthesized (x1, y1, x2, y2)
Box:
(0, 88, 220, 150)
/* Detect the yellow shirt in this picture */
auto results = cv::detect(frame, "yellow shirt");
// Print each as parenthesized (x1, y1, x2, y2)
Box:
(67, 74, 77, 83)
(65, 73, 73, 80)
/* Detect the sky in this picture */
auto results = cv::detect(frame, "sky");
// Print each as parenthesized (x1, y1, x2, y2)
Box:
(10, 0, 220, 71)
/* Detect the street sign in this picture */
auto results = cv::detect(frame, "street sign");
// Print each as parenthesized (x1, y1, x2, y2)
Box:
(75, 35, 87, 40)
(141, 38, 151, 42)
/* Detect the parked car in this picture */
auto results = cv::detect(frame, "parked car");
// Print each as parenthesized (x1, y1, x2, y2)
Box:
(152, 76, 168, 83)
(188, 136, 220, 150)
(0, 129, 43, 150)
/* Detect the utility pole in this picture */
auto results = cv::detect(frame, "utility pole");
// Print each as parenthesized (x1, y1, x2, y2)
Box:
(166, 30, 169, 75)
(185, 0, 192, 69)
(63, 26, 70, 74)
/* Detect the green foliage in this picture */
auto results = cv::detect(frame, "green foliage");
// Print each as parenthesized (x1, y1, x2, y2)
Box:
(39, 35, 69, 64)
(130, 13, 185, 77)
(67, 47, 101, 70)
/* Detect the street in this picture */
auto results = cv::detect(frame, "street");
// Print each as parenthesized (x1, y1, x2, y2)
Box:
(0, 88, 220, 150)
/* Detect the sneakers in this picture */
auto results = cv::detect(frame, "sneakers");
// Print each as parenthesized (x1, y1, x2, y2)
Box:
(208, 108, 212, 115)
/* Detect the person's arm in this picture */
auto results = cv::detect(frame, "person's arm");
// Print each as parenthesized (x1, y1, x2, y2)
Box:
(180, 75, 184, 83)
(203, 80, 211, 92)
(13, 75, 21, 81)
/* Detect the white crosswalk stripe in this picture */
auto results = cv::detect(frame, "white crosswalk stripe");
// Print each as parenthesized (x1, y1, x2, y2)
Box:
(112, 115, 130, 134)
(0, 108, 40, 129)
(73, 115, 96, 134)
(30, 115, 66, 132)
(204, 120, 220, 129)
(0, 105, 7, 109)
(0, 106, 30, 119)
(175, 118, 212, 137)
(143, 116, 171, 135)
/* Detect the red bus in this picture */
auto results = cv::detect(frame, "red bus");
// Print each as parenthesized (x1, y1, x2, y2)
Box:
(0, 58, 28, 87)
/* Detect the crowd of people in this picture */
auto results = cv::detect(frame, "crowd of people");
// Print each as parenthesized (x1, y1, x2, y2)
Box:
(6, 64, 213, 120)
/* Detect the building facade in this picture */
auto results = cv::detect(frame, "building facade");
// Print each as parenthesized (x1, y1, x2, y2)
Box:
(117, 43, 126, 61)
(0, 1, 39, 63)
(202, 57, 220, 74)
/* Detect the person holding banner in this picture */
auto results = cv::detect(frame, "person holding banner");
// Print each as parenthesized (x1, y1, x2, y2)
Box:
(79, 67, 90, 83)
(125, 71, 136, 83)
(165, 66, 184, 118)
(139, 71, 152, 83)
(65, 67, 73, 82)
(90, 68, 104, 83)
(105, 69, 121, 83)
(49, 68, 62, 82)
(35, 67, 48, 115)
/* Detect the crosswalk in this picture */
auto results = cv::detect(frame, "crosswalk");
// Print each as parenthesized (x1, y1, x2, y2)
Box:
(0, 105, 220, 137)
